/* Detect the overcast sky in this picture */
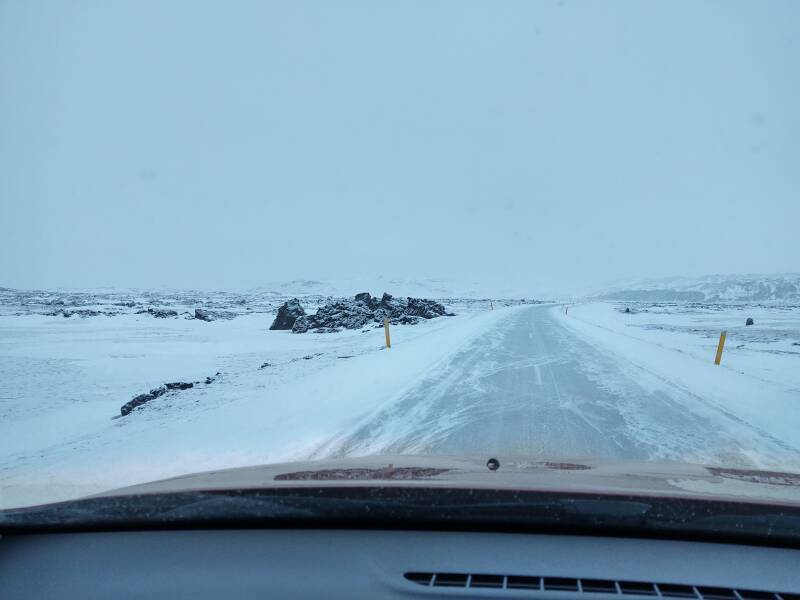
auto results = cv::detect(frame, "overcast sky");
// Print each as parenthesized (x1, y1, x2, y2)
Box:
(1, 0, 798, 293)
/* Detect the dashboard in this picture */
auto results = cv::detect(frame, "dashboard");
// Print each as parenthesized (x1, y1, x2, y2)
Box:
(2, 529, 799, 599)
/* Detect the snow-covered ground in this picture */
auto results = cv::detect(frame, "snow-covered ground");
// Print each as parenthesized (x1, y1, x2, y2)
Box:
(2, 289, 799, 510)
(560, 302, 800, 457)
(562, 302, 800, 395)
(0, 298, 509, 509)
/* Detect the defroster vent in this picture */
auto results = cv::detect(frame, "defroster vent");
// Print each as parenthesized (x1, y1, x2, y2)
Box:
(403, 573, 799, 600)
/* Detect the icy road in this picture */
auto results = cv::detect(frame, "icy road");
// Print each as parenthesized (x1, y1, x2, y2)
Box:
(320, 304, 800, 467)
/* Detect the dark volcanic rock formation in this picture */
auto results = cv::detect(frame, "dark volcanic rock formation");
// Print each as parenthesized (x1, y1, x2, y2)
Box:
(269, 298, 306, 330)
(165, 381, 194, 391)
(405, 296, 449, 319)
(291, 292, 453, 334)
(120, 373, 220, 416)
(120, 386, 167, 416)
(136, 308, 178, 318)
(48, 308, 110, 318)
(194, 308, 236, 321)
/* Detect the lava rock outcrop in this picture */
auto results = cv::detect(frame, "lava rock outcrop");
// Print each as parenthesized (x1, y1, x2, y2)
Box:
(288, 292, 453, 334)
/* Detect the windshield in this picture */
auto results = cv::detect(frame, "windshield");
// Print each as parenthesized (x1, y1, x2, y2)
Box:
(1, 0, 799, 514)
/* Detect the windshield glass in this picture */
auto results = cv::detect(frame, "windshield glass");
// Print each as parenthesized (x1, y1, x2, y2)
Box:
(1, 0, 799, 513)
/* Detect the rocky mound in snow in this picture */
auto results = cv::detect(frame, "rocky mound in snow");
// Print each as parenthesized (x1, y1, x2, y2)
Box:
(120, 373, 220, 416)
(270, 292, 454, 333)
(47, 308, 121, 318)
(0, 287, 291, 318)
(269, 298, 306, 330)
(136, 307, 179, 318)
(193, 308, 237, 321)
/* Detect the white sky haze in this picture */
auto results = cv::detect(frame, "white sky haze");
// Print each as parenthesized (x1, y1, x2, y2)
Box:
(1, 0, 798, 293)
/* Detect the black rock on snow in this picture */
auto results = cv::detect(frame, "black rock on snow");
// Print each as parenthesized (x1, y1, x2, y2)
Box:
(120, 374, 219, 416)
(291, 292, 453, 334)
(120, 386, 167, 416)
(136, 308, 178, 318)
(194, 308, 237, 322)
(269, 298, 306, 330)
(48, 308, 108, 318)
(405, 296, 450, 319)
(165, 381, 194, 390)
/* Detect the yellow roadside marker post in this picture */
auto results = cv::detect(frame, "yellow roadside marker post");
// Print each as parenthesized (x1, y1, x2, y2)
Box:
(714, 331, 727, 365)
(384, 317, 391, 349)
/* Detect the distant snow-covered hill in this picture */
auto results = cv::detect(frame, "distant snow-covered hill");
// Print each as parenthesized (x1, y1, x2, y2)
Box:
(6, 273, 795, 309)
(250, 277, 536, 299)
(595, 273, 800, 302)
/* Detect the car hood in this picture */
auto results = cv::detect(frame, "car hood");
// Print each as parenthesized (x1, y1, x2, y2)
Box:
(93, 454, 800, 507)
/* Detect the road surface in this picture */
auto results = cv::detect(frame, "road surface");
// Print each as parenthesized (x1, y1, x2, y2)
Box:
(322, 304, 798, 465)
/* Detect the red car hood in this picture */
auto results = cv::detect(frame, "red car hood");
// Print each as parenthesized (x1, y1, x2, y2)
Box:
(95, 454, 800, 507)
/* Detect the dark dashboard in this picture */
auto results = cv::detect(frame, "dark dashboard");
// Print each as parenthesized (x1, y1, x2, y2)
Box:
(2, 529, 800, 599)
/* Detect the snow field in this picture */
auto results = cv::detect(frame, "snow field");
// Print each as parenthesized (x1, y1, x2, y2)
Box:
(0, 304, 514, 508)
(558, 302, 800, 451)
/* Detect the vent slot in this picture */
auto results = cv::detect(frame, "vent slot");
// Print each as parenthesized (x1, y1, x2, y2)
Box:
(433, 573, 468, 588)
(698, 587, 738, 600)
(508, 576, 541, 590)
(582, 580, 619, 594)
(737, 592, 778, 600)
(404, 572, 434, 586)
(658, 584, 699, 598)
(620, 582, 658, 596)
(470, 575, 505, 589)
(404, 572, 796, 599)
(545, 578, 580, 592)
